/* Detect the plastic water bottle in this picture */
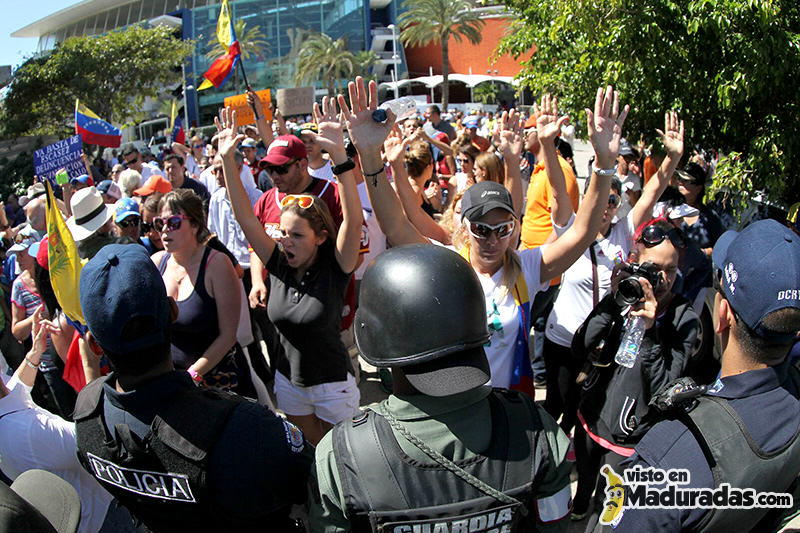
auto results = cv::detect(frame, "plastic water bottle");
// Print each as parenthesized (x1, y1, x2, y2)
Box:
(615, 315, 645, 368)
(372, 97, 418, 123)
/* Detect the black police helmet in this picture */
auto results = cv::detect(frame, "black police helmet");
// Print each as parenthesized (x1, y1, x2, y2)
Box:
(355, 244, 491, 396)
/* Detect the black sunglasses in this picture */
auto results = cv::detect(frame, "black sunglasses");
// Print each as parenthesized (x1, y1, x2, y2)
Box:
(638, 224, 686, 249)
(124, 156, 139, 167)
(609, 194, 620, 208)
(140, 221, 153, 233)
(266, 160, 298, 175)
(117, 217, 140, 229)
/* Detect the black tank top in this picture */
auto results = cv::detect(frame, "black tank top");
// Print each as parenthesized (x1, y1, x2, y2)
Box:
(158, 247, 220, 369)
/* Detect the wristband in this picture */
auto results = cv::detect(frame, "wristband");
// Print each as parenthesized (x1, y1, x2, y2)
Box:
(24, 357, 39, 370)
(331, 159, 355, 175)
(187, 368, 203, 383)
(362, 166, 385, 178)
(592, 163, 618, 177)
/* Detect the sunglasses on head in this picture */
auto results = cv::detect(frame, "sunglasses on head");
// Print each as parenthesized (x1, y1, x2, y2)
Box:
(638, 223, 686, 249)
(609, 194, 621, 208)
(153, 214, 190, 233)
(465, 219, 515, 240)
(266, 160, 298, 175)
(117, 217, 140, 229)
(280, 194, 315, 209)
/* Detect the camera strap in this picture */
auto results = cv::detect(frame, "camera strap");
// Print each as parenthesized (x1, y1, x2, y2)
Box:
(588, 242, 599, 307)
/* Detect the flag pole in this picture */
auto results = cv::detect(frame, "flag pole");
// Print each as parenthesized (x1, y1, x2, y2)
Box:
(237, 60, 260, 118)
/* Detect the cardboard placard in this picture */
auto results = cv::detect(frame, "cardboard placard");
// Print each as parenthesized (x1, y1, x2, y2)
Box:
(276, 87, 315, 117)
(224, 89, 272, 127)
(33, 134, 85, 187)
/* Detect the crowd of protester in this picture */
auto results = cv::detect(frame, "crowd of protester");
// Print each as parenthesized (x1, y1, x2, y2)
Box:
(0, 76, 798, 533)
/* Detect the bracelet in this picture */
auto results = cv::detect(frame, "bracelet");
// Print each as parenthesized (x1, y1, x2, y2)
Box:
(331, 159, 355, 175)
(592, 163, 618, 177)
(362, 166, 385, 178)
(24, 357, 38, 370)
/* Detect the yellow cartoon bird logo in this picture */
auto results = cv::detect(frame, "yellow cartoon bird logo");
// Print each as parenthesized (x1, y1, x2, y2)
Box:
(599, 465, 626, 526)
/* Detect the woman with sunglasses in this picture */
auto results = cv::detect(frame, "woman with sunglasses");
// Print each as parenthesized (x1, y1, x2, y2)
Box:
(151, 189, 252, 396)
(216, 97, 363, 445)
(542, 111, 684, 441)
(345, 77, 628, 394)
(448, 144, 480, 195)
(171, 135, 206, 179)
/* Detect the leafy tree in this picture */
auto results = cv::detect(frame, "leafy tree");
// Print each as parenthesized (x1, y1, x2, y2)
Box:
(496, 0, 800, 207)
(204, 19, 269, 93)
(398, 0, 484, 111)
(354, 51, 380, 81)
(294, 33, 356, 97)
(1, 25, 194, 139)
(473, 81, 498, 105)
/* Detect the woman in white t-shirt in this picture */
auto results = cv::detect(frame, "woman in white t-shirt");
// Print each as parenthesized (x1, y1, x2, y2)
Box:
(542, 111, 685, 433)
(344, 78, 630, 395)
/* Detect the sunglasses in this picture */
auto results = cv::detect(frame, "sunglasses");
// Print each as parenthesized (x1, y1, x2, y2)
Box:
(280, 194, 315, 209)
(456, 158, 473, 165)
(266, 160, 298, 175)
(117, 217, 140, 229)
(140, 221, 153, 233)
(609, 194, 621, 208)
(153, 214, 190, 233)
(465, 219, 515, 240)
(124, 156, 139, 166)
(638, 224, 686, 249)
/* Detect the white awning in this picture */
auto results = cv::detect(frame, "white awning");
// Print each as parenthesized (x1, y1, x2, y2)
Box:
(379, 74, 517, 91)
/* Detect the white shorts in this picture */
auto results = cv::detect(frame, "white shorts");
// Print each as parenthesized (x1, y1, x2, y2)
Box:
(274, 371, 361, 425)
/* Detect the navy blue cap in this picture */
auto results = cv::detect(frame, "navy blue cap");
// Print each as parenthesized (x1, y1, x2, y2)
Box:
(712, 219, 800, 343)
(460, 181, 515, 222)
(79, 244, 170, 354)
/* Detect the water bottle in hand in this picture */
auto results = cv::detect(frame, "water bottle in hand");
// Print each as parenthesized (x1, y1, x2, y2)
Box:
(615, 315, 645, 368)
(372, 97, 418, 123)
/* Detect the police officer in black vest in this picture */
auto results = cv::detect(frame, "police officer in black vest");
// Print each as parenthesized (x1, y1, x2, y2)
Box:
(308, 245, 572, 532)
(606, 219, 800, 532)
(73, 244, 313, 532)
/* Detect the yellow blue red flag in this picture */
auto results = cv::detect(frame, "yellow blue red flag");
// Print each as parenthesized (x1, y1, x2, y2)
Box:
(75, 100, 121, 147)
(45, 181, 85, 324)
(198, 0, 240, 90)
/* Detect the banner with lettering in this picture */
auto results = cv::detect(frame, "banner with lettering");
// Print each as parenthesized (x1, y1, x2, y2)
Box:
(33, 134, 85, 187)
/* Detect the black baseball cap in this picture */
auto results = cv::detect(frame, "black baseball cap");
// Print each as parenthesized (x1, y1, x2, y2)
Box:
(460, 181, 515, 222)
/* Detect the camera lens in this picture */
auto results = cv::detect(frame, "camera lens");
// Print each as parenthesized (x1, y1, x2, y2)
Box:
(615, 277, 644, 306)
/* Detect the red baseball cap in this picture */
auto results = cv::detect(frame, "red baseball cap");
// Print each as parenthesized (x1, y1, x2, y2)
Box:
(263, 135, 307, 166)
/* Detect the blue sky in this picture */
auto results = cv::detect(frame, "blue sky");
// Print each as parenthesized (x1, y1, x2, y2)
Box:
(0, 1, 81, 70)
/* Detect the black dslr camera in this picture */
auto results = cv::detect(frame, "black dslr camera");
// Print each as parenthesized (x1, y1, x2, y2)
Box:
(614, 262, 662, 306)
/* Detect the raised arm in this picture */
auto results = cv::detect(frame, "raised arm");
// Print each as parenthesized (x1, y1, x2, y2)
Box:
(540, 85, 630, 283)
(313, 96, 362, 274)
(247, 89, 275, 145)
(339, 77, 427, 247)
(631, 111, 684, 229)
(496, 109, 525, 218)
(534, 95, 573, 227)
(215, 107, 277, 264)
(386, 126, 451, 244)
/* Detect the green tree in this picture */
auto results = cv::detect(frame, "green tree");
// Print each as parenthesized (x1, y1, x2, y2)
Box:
(1, 25, 194, 139)
(398, 0, 484, 111)
(473, 81, 498, 104)
(496, 0, 800, 208)
(294, 33, 356, 97)
(354, 51, 380, 81)
(205, 19, 269, 93)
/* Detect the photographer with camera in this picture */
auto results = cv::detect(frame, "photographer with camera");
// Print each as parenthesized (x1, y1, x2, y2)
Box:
(569, 218, 699, 525)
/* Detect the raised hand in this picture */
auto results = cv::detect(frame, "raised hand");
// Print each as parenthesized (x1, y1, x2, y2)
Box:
(656, 111, 684, 158)
(497, 109, 525, 161)
(384, 124, 410, 166)
(585, 85, 630, 169)
(313, 96, 345, 155)
(534, 94, 569, 144)
(338, 76, 395, 155)
(246, 88, 264, 117)
(214, 107, 246, 159)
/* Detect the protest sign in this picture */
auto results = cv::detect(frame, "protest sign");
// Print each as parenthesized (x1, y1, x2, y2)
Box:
(33, 134, 85, 187)
(276, 87, 315, 117)
(224, 89, 272, 127)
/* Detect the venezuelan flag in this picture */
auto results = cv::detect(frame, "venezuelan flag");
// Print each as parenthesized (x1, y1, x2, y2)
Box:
(45, 181, 85, 325)
(198, 0, 240, 90)
(75, 100, 121, 148)
(170, 99, 185, 145)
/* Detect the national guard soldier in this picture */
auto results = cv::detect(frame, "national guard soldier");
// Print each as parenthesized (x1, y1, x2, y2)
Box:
(73, 244, 313, 532)
(609, 219, 800, 532)
(309, 244, 572, 532)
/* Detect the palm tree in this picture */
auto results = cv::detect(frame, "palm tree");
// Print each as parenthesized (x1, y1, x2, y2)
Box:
(398, 0, 484, 111)
(205, 19, 269, 92)
(473, 81, 498, 104)
(294, 33, 356, 97)
(354, 51, 380, 81)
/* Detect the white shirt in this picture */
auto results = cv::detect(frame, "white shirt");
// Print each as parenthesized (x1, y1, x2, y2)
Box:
(139, 164, 162, 184)
(185, 154, 202, 178)
(545, 212, 635, 347)
(208, 188, 251, 268)
(308, 160, 334, 182)
(616, 173, 641, 220)
(0, 376, 113, 533)
(200, 164, 261, 206)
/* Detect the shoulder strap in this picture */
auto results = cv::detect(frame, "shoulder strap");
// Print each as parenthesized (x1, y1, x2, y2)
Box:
(73, 376, 107, 421)
(157, 252, 171, 275)
(193, 247, 213, 300)
(588, 242, 599, 307)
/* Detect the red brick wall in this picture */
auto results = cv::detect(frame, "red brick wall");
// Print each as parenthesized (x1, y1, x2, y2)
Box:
(404, 17, 534, 78)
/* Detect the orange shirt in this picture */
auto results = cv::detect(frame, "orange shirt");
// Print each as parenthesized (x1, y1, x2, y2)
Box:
(643, 155, 658, 185)
(520, 156, 580, 285)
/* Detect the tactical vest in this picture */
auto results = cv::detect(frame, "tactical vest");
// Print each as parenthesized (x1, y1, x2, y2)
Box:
(73, 376, 254, 532)
(333, 389, 550, 533)
(683, 367, 800, 532)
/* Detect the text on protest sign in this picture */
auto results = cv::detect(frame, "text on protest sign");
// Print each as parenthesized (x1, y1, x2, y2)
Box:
(33, 135, 85, 186)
